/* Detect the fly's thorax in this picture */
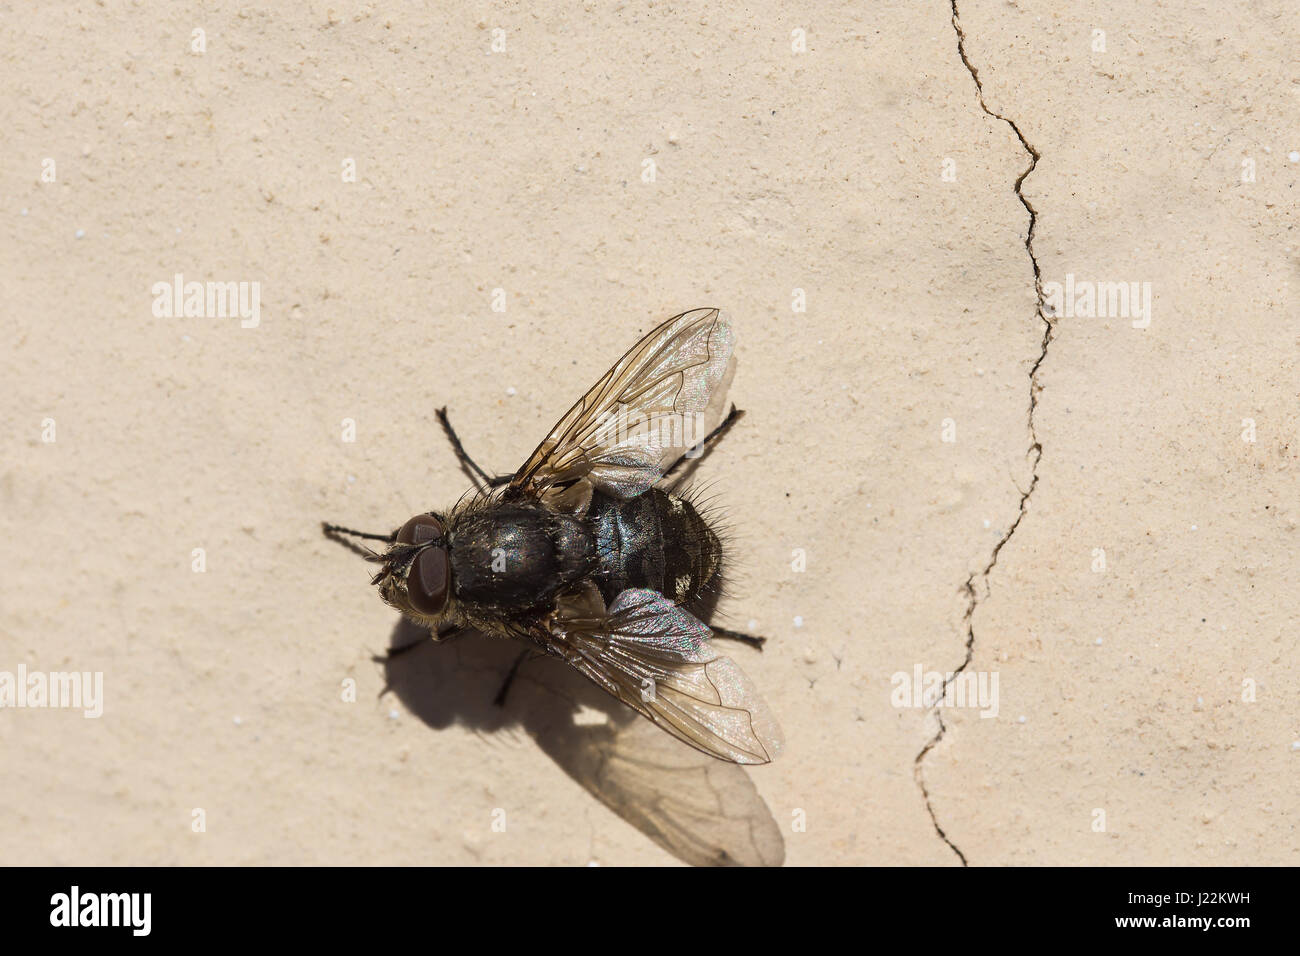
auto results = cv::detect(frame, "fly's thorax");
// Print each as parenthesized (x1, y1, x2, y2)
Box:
(446, 500, 597, 612)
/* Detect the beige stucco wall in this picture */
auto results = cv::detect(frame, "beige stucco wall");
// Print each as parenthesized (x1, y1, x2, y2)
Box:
(2, 1, 1294, 864)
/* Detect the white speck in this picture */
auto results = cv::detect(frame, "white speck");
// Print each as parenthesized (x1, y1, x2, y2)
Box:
(747, 619, 757, 630)
(586, 860, 600, 867)
(1190, 525, 1198, 531)
(182, 335, 191, 342)
(74, 229, 85, 239)
(506, 386, 516, 396)
(1095, 637, 1103, 645)
(982, 518, 991, 529)
(346, 474, 356, 483)
(1197, 696, 1204, 705)
(175, 227, 182, 234)
(388, 709, 399, 720)
(1017, 715, 1027, 724)
(20, 208, 27, 216)
(793, 615, 803, 628)
(233, 716, 242, 726)
(1289, 151, 1300, 163)
(1292, 741, 1300, 751)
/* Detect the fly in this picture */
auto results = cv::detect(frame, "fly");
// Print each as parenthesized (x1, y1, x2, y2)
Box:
(324, 308, 783, 764)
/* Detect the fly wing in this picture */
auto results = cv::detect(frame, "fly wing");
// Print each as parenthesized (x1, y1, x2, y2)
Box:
(509, 309, 736, 500)
(547, 588, 783, 765)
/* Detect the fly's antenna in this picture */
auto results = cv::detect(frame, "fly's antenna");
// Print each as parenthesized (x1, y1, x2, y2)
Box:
(322, 523, 395, 543)
(321, 523, 397, 561)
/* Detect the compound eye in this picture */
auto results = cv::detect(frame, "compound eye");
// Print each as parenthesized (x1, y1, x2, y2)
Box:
(397, 514, 443, 545)
(406, 547, 450, 615)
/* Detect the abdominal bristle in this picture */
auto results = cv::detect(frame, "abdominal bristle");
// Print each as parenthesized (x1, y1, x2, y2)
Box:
(673, 476, 746, 607)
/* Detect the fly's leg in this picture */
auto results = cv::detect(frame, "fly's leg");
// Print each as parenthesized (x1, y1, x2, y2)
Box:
(373, 624, 463, 664)
(375, 626, 464, 700)
(662, 405, 743, 480)
(437, 407, 513, 490)
(711, 625, 767, 650)
(493, 648, 541, 707)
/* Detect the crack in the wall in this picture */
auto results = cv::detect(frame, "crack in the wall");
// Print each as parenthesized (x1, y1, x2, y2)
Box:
(913, 0, 1056, 867)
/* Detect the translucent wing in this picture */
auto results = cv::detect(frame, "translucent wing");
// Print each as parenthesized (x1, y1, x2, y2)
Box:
(510, 309, 736, 500)
(547, 588, 783, 765)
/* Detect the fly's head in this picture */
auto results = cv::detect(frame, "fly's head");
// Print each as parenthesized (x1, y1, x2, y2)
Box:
(372, 513, 453, 627)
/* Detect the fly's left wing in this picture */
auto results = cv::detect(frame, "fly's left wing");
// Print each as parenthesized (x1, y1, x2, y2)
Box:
(509, 308, 735, 500)
(545, 588, 783, 765)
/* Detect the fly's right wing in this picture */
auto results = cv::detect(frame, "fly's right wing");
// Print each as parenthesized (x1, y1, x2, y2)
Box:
(508, 309, 736, 501)
(544, 588, 783, 765)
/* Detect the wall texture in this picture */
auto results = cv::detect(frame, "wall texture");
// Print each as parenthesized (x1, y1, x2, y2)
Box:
(2, 1, 1295, 865)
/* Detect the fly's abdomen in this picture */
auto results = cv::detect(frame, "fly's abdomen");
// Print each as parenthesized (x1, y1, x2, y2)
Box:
(450, 505, 595, 610)
(589, 488, 721, 607)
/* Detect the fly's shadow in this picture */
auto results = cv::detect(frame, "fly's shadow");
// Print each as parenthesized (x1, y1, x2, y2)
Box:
(377, 618, 784, 867)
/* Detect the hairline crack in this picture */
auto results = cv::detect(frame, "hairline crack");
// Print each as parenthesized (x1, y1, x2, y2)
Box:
(912, 0, 1056, 868)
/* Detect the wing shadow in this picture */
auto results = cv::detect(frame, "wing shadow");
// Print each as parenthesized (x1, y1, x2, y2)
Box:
(377, 618, 784, 866)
